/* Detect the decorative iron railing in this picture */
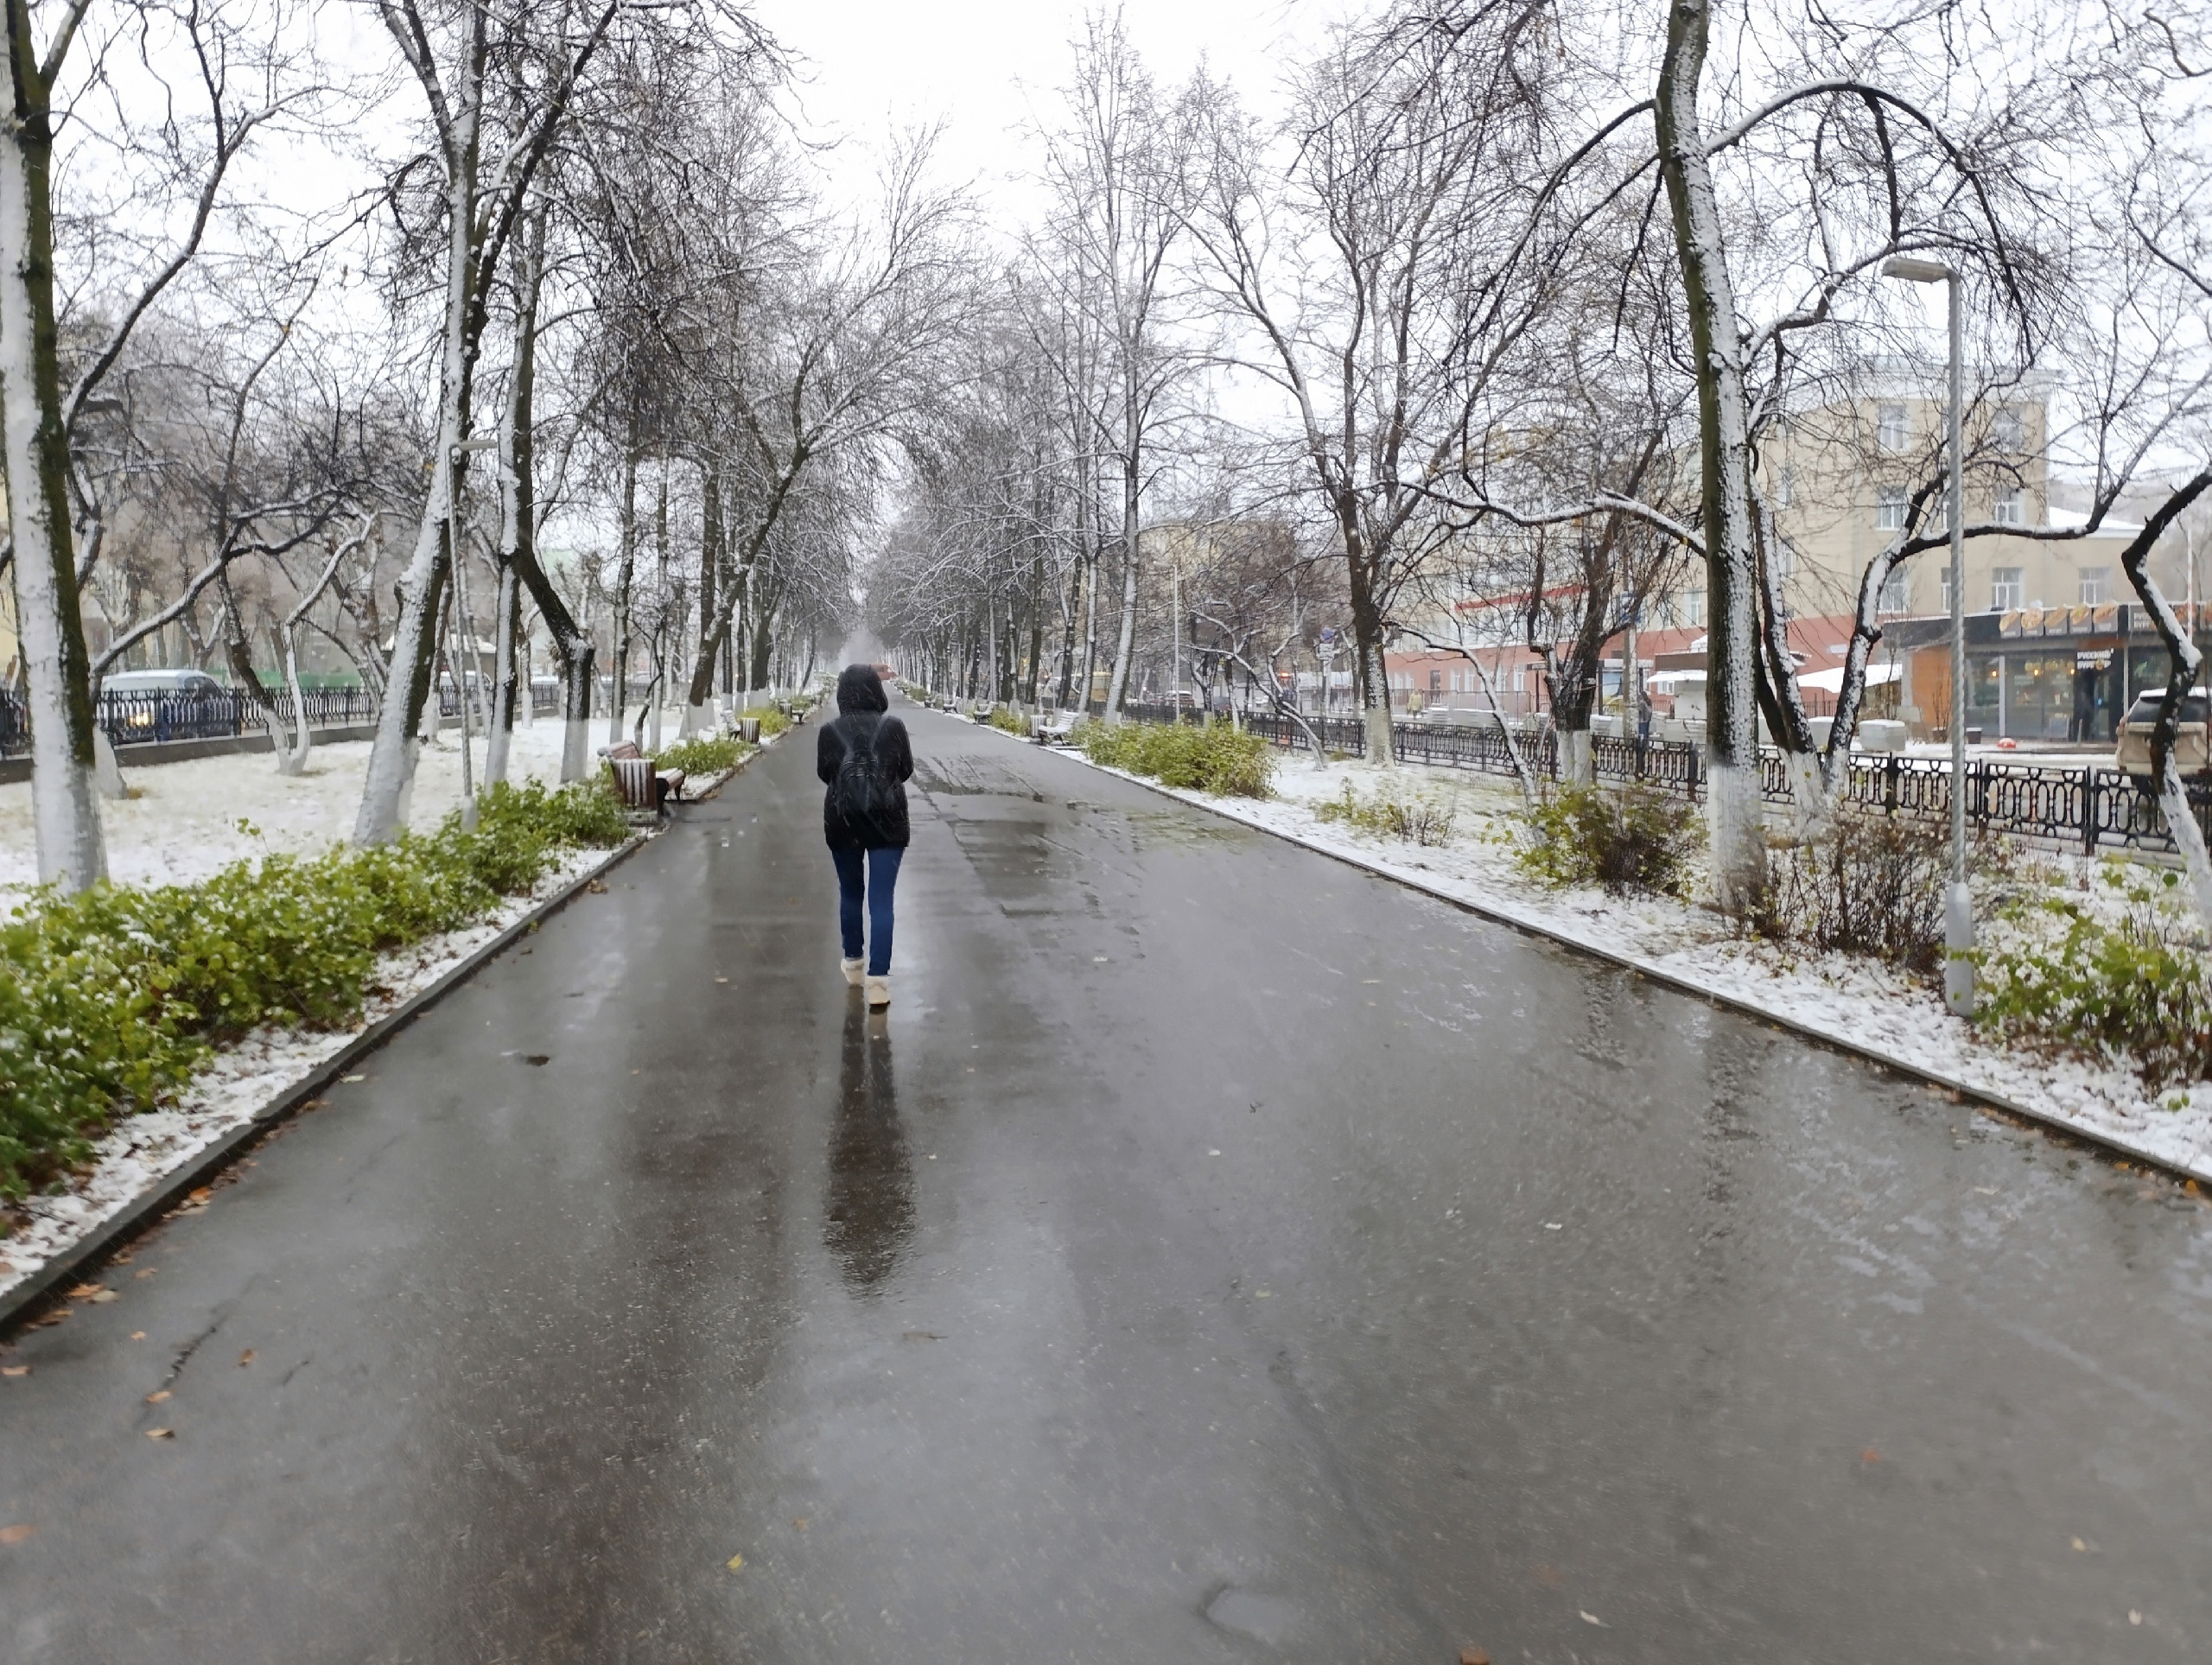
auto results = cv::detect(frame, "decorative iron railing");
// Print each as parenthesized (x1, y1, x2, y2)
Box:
(1122, 706, 2212, 858)
(0, 679, 566, 759)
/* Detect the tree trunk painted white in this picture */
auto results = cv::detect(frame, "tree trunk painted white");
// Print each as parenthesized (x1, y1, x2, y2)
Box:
(91, 727, 128, 800)
(355, 75, 480, 846)
(1103, 370, 1141, 720)
(278, 522, 372, 778)
(1656, 0, 1766, 912)
(1557, 728, 1593, 787)
(0, 13, 105, 888)
(485, 556, 518, 787)
(2158, 754, 2212, 925)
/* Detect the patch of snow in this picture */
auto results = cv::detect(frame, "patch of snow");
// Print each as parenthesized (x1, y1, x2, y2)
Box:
(0, 720, 578, 898)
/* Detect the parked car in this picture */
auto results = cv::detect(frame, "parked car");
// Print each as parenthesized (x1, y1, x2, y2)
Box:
(99, 668, 232, 744)
(2115, 687, 2210, 782)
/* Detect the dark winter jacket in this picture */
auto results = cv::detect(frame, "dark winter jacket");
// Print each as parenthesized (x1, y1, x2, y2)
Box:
(817, 664, 914, 849)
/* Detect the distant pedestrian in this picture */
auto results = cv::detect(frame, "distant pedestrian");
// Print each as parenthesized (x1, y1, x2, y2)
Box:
(1636, 683, 1653, 747)
(818, 664, 914, 1009)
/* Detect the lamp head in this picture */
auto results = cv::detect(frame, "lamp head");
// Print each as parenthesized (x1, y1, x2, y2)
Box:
(1882, 256, 1954, 284)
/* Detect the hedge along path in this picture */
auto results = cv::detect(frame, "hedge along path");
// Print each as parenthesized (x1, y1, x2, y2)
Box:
(0, 717, 795, 1334)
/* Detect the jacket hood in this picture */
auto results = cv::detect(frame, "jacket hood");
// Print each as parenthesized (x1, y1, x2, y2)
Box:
(836, 663, 888, 715)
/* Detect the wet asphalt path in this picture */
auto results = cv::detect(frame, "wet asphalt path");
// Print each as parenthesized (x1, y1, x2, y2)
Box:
(5, 702, 2212, 1662)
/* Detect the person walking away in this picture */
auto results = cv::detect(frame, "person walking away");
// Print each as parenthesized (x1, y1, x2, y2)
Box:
(818, 664, 913, 1008)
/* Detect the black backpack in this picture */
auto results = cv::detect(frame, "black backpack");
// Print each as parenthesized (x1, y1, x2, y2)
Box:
(833, 722, 899, 838)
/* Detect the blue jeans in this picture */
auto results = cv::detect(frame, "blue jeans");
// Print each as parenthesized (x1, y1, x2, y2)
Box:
(831, 845, 904, 976)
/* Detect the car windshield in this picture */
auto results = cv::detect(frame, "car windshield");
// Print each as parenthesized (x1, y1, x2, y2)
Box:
(2125, 691, 2209, 724)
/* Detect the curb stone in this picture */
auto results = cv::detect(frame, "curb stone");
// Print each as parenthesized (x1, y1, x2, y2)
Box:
(0, 734, 782, 1337)
(1005, 726, 2211, 1187)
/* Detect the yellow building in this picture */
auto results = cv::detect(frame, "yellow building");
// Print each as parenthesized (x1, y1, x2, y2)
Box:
(1748, 373, 2186, 742)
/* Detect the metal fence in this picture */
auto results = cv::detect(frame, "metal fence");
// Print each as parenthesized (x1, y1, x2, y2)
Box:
(1120, 705, 2211, 858)
(0, 681, 567, 759)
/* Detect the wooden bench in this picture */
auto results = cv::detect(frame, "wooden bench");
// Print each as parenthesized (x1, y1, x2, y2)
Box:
(601, 741, 684, 816)
(1033, 711, 1078, 745)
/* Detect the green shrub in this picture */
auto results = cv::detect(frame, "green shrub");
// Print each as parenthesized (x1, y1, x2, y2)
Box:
(652, 733, 748, 776)
(1313, 780, 1456, 845)
(986, 705, 1030, 736)
(741, 705, 791, 739)
(1077, 717, 1274, 798)
(0, 777, 628, 1206)
(1976, 873, 2212, 1090)
(1519, 785, 1700, 896)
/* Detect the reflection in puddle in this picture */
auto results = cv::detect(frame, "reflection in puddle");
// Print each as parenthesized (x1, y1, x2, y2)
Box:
(824, 999, 913, 1295)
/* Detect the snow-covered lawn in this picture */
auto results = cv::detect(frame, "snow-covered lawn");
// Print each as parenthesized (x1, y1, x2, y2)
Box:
(0, 719, 576, 898)
(1048, 737, 2212, 1183)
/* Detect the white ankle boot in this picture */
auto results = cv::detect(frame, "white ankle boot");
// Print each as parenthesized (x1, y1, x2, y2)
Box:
(842, 956, 865, 987)
(865, 975, 891, 1009)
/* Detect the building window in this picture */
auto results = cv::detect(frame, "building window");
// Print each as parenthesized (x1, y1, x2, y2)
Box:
(1774, 467, 1795, 507)
(1939, 568, 1952, 613)
(1876, 486, 1909, 532)
(1879, 568, 1910, 613)
(1993, 486, 2025, 526)
(1991, 567, 2024, 611)
(1877, 403, 1910, 451)
(2079, 566, 2108, 605)
(1992, 406, 2024, 451)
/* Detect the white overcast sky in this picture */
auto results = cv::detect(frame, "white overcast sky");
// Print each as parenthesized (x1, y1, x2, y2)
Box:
(745, 0, 1334, 220)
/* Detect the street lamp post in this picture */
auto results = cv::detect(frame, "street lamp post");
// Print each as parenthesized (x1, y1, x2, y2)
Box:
(1883, 256, 1974, 1016)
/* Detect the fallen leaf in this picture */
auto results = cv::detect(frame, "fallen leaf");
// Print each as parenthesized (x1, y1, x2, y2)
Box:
(1580, 1611, 1607, 1628)
(146, 1390, 171, 1404)
(585, 880, 607, 894)
(2130, 1611, 2143, 1626)
(2, 1366, 29, 1378)
(145, 1428, 175, 1440)
(725, 1554, 744, 1571)
(342, 1074, 366, 1083)
(1860, 1448, 1881, 1465)
(87, 1290, 118, 1304)
(715, 976, 728, 984)
(188, 1187, 213, 1202)
(791, 1518, 808, 1530)
(238, 1350, 256, 1367)
(2071, 1537, 2089, 1552)
(1459, 1649, 1490, 1665)
(30, 1309, 72, 1328)
(67, 1283, 105, 1299)
(130, 1331, 145, 1341)
(135, 1269, 154, 1280)
(0, 1524, 35, 1545)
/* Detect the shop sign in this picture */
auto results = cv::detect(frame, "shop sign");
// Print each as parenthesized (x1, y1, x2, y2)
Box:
(1999, 601, 2121, 639)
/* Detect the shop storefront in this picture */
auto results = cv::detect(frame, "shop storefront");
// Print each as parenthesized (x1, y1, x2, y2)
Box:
(1894, 605, 2207, 745)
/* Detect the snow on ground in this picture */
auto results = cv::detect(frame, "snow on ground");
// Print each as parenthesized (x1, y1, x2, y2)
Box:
(1038, 734, 2212, 1183)
(0, 718, 577, 898)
